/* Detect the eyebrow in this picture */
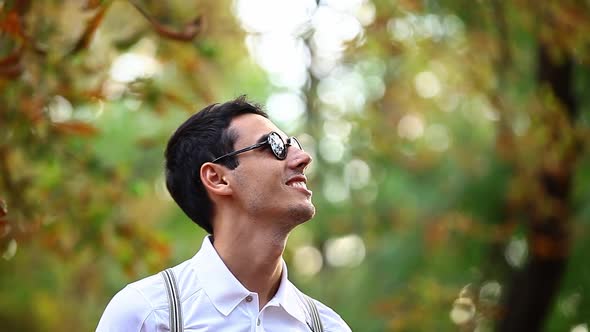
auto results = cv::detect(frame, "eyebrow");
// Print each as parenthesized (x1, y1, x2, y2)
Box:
(256, 133, 270, 144)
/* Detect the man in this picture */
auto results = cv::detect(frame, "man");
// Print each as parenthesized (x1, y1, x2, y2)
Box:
(97, 96, 351, 331)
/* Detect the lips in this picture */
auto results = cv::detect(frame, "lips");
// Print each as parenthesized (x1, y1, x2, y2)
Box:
(286, 175, 312, 195)
(288, 181, 307, 189)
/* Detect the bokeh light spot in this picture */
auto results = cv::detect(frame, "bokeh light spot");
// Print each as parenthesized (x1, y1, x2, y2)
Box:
(267, 91, 306, 130)
(344, 159, 371, 189)
(397, 114, 424, 140)
(293, 245, 324, 276)
(325, 234, 365, 267)
(505, 236, 527, 268)
(323, 175, 350, 203)
(110, 53, 161, 83)
(2, 239, 17, 260)
(47, 95, 73, 123)
(425, 124, 451, 151)
(414, 71, 441, 98)
(450, 297, 475, 325)
(479, 281, 502, 306)
(319, 137, 345, 163)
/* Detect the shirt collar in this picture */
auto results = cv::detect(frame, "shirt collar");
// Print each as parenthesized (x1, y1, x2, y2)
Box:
(191, 236, 309, 325)
(270, 261, 309, 326)
(191, 236, 251, 316)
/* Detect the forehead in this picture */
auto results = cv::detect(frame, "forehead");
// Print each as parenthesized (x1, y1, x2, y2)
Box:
(229, 113, 285, 145)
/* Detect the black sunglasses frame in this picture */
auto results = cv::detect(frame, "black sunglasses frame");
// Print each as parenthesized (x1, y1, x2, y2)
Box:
(211, 131, 301, 164)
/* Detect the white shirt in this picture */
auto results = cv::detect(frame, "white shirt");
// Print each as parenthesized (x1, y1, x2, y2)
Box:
(97, 236, 351, 332)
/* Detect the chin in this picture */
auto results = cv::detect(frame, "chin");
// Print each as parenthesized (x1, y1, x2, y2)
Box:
(291, 203, 316, 224)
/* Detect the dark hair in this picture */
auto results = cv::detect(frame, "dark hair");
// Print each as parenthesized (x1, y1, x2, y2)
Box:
(164, 96, 268, 234)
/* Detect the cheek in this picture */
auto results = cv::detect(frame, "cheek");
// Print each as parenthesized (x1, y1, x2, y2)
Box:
(234, 165, 280, 194)
(233, 160, 285, 191)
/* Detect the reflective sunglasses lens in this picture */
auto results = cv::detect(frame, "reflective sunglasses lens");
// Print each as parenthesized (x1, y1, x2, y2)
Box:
(268, 132, 286, 159)
(290, 137, 302, 150)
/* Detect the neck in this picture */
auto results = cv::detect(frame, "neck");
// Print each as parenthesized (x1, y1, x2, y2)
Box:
(212, 224, 289, 309)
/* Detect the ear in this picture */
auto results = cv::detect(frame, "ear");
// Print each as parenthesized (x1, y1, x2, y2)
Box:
(200, 162, 232, 197)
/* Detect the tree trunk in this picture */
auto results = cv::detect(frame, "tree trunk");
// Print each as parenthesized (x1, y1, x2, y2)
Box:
(497, 44, 578, 332)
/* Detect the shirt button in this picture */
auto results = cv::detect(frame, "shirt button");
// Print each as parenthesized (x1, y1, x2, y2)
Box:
(257, 318, 261, 326)
(245, 295, 253, 302)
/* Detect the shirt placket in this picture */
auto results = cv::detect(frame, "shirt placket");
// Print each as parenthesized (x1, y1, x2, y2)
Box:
(244, 293, 261, 332)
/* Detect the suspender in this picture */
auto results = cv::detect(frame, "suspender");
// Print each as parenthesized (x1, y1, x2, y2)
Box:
(160, 268, 323, 332)
(160, 268, 183, 332)
(300, 293, 324, 332)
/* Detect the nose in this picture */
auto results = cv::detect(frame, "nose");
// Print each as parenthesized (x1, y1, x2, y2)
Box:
(287, 145, 312, 172)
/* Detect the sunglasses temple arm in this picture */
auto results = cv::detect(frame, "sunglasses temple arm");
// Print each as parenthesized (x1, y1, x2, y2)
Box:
(212, 141, 268, 163)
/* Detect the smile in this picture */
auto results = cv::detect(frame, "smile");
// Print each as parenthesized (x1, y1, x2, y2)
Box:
(287, 181, 307, 189)
(286, 176, 313, 196)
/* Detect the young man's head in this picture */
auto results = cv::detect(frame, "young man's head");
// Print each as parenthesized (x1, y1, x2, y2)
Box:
(209, 111, 315, 233)
(164, 96, 268, 234)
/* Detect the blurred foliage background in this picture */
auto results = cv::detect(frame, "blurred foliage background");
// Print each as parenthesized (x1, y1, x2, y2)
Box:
(1, 0, 590, 331)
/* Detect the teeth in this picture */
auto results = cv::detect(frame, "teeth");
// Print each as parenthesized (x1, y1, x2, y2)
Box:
(288, 181, 307, 189)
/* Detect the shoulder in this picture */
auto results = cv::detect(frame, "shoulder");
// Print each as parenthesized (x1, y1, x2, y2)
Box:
(291, 284, 351, 332)
(96, 274, 168, 332)
(310, 297, 352, 332)
(97, 260, 198, 332)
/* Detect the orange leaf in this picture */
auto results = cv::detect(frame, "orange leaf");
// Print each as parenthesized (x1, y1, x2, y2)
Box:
(20, 97, 45, 122)
(0, 11, 25, 39)
(52, 121, 100, 137)
(83, 0, 104, 10)
(0, 45, 22, 67)
(0, 199, 6, 218)
(0, 62, 22, 79)
(71, 4, 110, 54)
(0, 45, 23, 79)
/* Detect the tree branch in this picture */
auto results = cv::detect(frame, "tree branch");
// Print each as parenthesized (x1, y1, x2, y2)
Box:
(128, 0, 202, 42)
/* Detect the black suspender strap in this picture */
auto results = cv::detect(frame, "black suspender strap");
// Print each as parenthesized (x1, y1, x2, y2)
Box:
(161, 267, 321, 332)
(160, 268, 183, 332)
(304, 295, 324, 332)
(297, 291, 324, 332)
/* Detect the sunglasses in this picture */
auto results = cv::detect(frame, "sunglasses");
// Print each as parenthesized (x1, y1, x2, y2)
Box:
(212, 131, 302, 163)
